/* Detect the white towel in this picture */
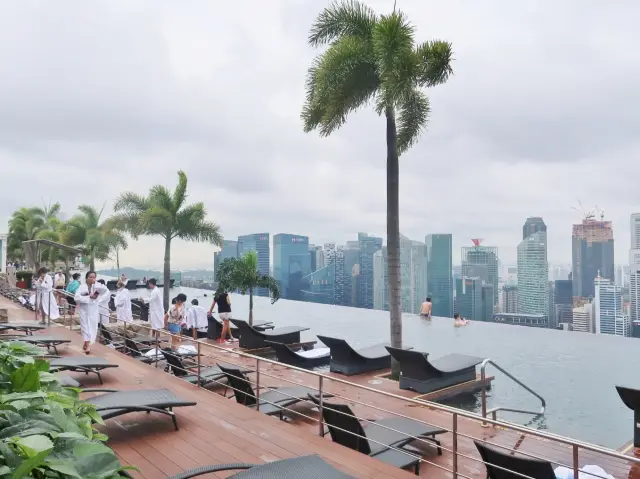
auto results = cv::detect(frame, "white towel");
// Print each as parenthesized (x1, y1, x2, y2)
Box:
(554, 465, 614, 479)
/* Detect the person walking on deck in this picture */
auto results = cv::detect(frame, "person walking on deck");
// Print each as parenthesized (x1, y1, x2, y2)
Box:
(209, 290, 235, 344)
(147, 278, 164, 339)
(420, 297, 432, 319)
(115, 281, 133, 323)
(35, 267, 60, 324)
(165, 293, 187, 348)
(75, 271, 108, 354)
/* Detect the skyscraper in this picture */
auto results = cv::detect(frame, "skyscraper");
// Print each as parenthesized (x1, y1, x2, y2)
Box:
(213, 240, 239, 281)
(629, 214, 640, 329)
(571, 218, 614, 298)
(594, 276, 629, 336)
(516, 223, 549, 319)
(502, 285, 518, 313)
(373, 247, 387, 311)
(461, 239, 499, 306)
(554, 279, 573, 326)
(308, 245, 324, 273)
(343, 246, 360, 307)
(522, 217, 547, 241)
(426, 234, 453, 318)
(455, 277, 487, 321)
(356, 233, 382, 309)
(273, 234, 311, 300)
(238, 233, 270, 297)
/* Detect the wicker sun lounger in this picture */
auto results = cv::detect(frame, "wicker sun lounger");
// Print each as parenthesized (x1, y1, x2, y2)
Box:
(265, 341, 330, 369)
(162, 350, 253, 388)
(167, 455, 355, 479)
(82, 388, 197, 431)
(0, 322, 47, 335)
(386, 347, 484, 393)
(49, 356, 119, 384)
(15, 335, 71, 355)
(316, 335, 410, 376)
(229, 319, 309, 350)
(310, 397, 446, 475)
(217, 363, 333, 419)
(474, 441, 556, 478)
(206, 314, 274, 340)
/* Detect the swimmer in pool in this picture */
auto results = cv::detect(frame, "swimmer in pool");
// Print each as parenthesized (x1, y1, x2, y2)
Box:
(419, 297, 432, 319)
(454, 313, 469, 327)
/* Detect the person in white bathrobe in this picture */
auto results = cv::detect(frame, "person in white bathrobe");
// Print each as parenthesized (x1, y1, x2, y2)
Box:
(146, 278, 164, 338)
(186, 299, 208, 339)
(74, 271, 108, 354)
(96, 279, 111, 326)
(34, 267, 60, 324)
(114, 281, 133, 323)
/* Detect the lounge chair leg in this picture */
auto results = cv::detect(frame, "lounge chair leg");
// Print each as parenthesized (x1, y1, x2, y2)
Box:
(414, 461, 420, 475)
(53, 345, 58, 355)
(97, 372, 103, 385)
(433, 438, 442, 455)
(171, 413, 179, 431)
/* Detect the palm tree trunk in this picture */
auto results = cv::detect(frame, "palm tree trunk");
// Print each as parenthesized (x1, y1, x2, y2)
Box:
(163, 237, 171, 311)
(386, 106, 402, 377)
(248, 287, 254, 326)
(89, 257, 95, 272)
(116, 248, 120, 276)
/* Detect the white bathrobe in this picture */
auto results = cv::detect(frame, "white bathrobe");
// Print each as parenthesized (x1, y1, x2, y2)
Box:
(75, 283, 108, 343)
(97, 288, 111, 326)
(148, 287, 164, 330)
(35, 274, 60, 320)
(115, 288, 133, 323)
(187, 305, 208, 331)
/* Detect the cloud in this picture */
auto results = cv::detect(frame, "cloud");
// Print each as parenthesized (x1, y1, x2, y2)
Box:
(1, 0, 639, 270)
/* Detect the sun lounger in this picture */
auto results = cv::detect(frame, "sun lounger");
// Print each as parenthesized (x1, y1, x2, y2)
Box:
(81, 388, 196, 431)
(206, 315, 274, 340)
(162, 350, 252, 389)
(0, 322, 46, 335)
(16, 335, 71, 355)
(265, 341, 330, 368)
(386, 347, 484, 394)
(229, 319, 309, 350)
(317, 335, 406, 376)
(474, 441, 556, 479)
(167, 455, 355, 479)
(123, 337, 157, 364)
(616, 385, 640, 447)
(48, 356, 119, 384)
(99, 325, 125, 350)
(309, 397, 446, 475)
(217, 363, 333, 419)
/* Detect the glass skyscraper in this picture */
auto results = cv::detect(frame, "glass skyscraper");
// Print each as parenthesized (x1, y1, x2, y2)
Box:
(238, 233, 270, 297)
(273, 234, 311, 301)
(516, 229, 549, 319)
(572, 219, 614, 298)
(594, 276, 629, 336)
(425, 234, 453, 318)
(461, 241, 499, 307)
(213, 240, 239, 281)
(356, 233, 382, 309)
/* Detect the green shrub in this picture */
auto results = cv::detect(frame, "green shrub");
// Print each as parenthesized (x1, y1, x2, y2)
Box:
(0, 341, 135, 478)
(15, 272, 33, 282)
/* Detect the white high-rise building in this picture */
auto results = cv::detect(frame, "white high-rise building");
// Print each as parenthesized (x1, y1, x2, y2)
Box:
(629, 214, 640, 329)
(517, 231, 549, 318)
(594, 276, 629, 336)
(572, 302, 594, 333)
(631, 214, 640, 249)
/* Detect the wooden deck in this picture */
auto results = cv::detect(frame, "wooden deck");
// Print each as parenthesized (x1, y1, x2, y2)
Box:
(1, 297, 638, 479)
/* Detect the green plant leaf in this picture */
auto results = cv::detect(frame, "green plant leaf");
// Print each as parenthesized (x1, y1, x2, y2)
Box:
(14, 435, 54, 458)
(0, 465, 10, 475)
(44, 459, 81, 477)
(11, 449, 50, 479)
(33, 360, 49, 374)
(0, 420, 58, 439)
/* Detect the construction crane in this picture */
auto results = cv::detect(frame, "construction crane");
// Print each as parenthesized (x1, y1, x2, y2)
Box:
(594, 205, 605, 222)
(571, 200, 595, 221)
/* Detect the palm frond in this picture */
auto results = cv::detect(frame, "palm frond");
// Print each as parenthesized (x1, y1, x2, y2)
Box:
(139, 207, 173, 237)
(113, 192, 149, 214)
(148, 185, 174, 213)
(172, 171, 188, 212)
(76, 205, 101, 228)
(308, 0, 377, 47)
(256, 275, 280, 304)
(415, 40, 454, 87)
(396, 88, 430, 155)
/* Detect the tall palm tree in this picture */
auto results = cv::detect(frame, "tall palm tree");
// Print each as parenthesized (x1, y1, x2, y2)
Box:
(301, 0, 453, 372)
(113, 170, 223, 310)
(63, 204, 127, 271)
(216, 251, 280, 325)
(7, 207, 47, 263)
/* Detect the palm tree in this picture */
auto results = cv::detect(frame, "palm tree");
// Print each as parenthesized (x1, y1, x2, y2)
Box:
(301, 0, 453, 371)
(63, 204, 128, 271)
(113, 170, 223, 310)
(216, 251, 280, 325)
(7, 207, 46, 261)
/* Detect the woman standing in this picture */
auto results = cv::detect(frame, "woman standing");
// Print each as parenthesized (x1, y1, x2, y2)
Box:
(74, 271, 108, 354)
(34, 267, 60, 324)
(165, 293, 187, 348)
(65, 273, 81, 315)
(115, 281, 133, 323)
(147, 278, 164, 337)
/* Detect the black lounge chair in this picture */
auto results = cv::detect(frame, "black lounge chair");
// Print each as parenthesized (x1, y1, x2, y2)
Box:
(386, 347, 484, 394)
(206, 315, 274, 340)
(162, 350, 252, 388)
(474, 441, 556, 479)
(130, 299, 149, 321)
(49, 356, 119, 384)
(123, 337, 156, 364)
(217, 363, 333, 419)
(316, 336, 401, 376)
(229, 319, 309, 350)
(167, 455, 355, 479)
(16, 335, 71, 355)
(99, 324, 125, 350)
(616, 385, 640, 447)
(265, 341, 330, 369)
(82, 388, 196, 431)
(310, 397, 445, 475)
(0, 322, 46, 336)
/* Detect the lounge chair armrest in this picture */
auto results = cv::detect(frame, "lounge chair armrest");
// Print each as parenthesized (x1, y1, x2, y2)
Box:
(81, 388, 120, 394)
(93, 405, 176, 415)
(167, 464, 253, 479)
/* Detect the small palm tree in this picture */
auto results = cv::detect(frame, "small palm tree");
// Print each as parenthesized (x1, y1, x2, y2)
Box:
(216, 251, 280, 326)
(63, 204, 127, 271)
(7, 207, 46, 261)
(114, 170, 223, 310)
(301, 0, 453, 372)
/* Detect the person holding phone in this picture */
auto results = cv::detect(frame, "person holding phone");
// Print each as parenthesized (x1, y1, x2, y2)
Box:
(74, 271, 108, 354)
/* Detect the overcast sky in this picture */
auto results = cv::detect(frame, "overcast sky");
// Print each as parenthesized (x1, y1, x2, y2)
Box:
(0, 0, 638, 270)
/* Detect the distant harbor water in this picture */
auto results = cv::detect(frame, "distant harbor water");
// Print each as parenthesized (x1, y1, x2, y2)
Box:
(115, 281, 635, 449)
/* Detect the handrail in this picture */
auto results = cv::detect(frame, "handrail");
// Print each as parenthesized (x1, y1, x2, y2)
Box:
(480, 358, 546, 422)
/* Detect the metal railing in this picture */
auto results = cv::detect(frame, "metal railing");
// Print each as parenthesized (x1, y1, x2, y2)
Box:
(0, 279, 637, 479)
(480, 358, 546, 423)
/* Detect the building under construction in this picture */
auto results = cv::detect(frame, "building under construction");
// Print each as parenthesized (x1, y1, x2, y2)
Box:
(572, 218, 614, 298)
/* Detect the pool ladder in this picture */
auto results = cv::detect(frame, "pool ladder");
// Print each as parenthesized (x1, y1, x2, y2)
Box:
(480, 358, 546, 425)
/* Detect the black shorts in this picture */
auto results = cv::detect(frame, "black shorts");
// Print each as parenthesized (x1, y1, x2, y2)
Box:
(55, 286, 64, 290)
(66, 297, 76, 306)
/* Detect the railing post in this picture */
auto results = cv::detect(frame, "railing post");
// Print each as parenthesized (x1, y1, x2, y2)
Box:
(155, 332, 160, 368)
(47, 290, 51, 327)
(318, 376, 324, 437)
(255, 358, 260, 412)
(196, 340, 201, 388)
(481, 363, 488, 427)
(452, 413, 458, 478)
(572, 444, 579, 478)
